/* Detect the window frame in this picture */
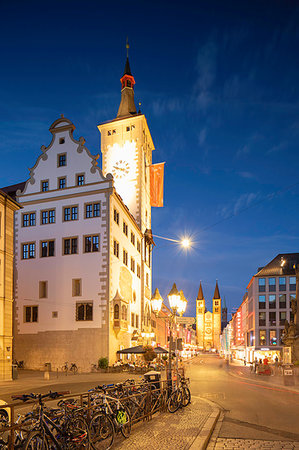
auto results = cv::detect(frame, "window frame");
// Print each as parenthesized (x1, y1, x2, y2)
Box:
(63, 205, 79, 222)
(41, 180, 49, 192)
(58, 177, 67, 189)
(57, 153, 67, 167)
(85, 202, 101, 219)
(22, 242, 36, 260)
(76, 173, 85, 186)
(76, 302, 93, 321)
(22, 211, 36, 228)
(84, 234, 100, 253)
(41, 239, 55, 258)
(24, 305, 38, 323)
(63, 237, 79, 255)
(41, 208, 56, 225)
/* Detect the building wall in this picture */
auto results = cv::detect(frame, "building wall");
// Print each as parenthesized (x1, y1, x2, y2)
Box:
(14, 118, 113, 370)
(0, 193, 20, 380)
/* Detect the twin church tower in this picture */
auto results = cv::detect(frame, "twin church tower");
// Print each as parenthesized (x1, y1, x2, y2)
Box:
(196, 281, 226, 351)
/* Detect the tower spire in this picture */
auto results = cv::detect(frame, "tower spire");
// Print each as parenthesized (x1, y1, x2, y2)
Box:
(213, 280, 220, 299)
(196, 282, 204, 300)
(117, 40, 137, 118)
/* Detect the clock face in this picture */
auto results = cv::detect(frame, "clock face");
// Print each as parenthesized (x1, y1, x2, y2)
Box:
(112, 160, 130, 179)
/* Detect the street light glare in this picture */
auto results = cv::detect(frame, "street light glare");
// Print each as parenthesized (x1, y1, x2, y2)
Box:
(181, 238, 191, 248)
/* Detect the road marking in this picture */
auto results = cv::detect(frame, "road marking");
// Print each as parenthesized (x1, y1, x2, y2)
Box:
(231, 378, 299, 395)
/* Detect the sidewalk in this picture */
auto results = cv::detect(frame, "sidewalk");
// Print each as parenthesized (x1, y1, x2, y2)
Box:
(114, 397, 219, 450)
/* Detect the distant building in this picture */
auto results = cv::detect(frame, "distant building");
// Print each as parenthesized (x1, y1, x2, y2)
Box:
(3, 54, 159, 370)
(196, 281, 222, 351)
(245, 253, 299, 362)
(0, 190, 20, 380)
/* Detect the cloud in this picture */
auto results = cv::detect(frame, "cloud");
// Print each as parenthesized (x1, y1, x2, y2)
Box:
(151, 98, 181, 116)
(267, 142, 287, 154)
(236, 144, 250, 158)
(198, 128, 207, 146)
(193, 40, 217, 111)
(218, 192, 259, 218)
(238, 171, 255, 179)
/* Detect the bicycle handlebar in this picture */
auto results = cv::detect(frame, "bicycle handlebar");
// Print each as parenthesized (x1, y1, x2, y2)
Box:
(11, 391, 70, 402)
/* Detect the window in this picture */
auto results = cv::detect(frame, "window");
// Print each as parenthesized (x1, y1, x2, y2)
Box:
(85, 203, 101, 218)
(22, 243, 35, 259)
(41, 209, 55, 225)
(146, 273, 149, 287)
(58, 177, 66, 189)
(58, 153, 66, 167)
(59, 138, 65, 144)
(22, 212, 36, 227)
(63, 237, 78, 255)
(77, 174, 85, 186)
(258, 278, 265, 292)
(289, 276, 296, 291)
(258, 295, 265, 309)
(52, 311, 58, 318)
(279, 311, 286, 326)
(76, 303, 93, 321)
(123, 221, 128, 236)
(126, 126, 130, 132)
(269, 278, 276, 292)
(84, 235, 99, 253)
(39, 281, 48, 299)
(137, 240, 141, 253)
(130, 257, 135, 273)
(214, 300, 219, 306)
(113, 240, 119, 258)
(25, 306, 38, 323)
(290, 293, 296, 308)
(41, 180, 49, 192)
(114, 304, 119, 319)
(63, 206, 78, 221)
(135, 314, 139, 328)
(122, 305, 127, 320)
(279, 277, 286, 291)
(131, 232, 135, 246)
(270, 330, 277, 346)
(269, 311, 276, 326)
(114, 209, 119, 225)
(259, 312, 266, 326)
(259, 330, 266, 346)
(108, 130, 111, 136)
(131, 313, 135, 327)
(137, 264, 141, 278)
(279, 294, 286, 309)
(41, 240, 55, 257)
(112, 129, 116, 134)
(72, 279, 81, 297)
(123, 249, 128, 266)
(269, 294, 276, 309)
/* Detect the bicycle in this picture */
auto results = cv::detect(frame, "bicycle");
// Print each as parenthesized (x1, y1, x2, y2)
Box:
(167, 375, 191, 413)
(70, 363, 78, 375)
(12, 391, 89, 449)
(88, 390, 131, 449)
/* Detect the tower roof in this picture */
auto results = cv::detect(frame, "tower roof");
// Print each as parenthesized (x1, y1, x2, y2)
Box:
(213, 280, 221, 299)
(123, 57, 132, 76)
(196, 282, 204, 300)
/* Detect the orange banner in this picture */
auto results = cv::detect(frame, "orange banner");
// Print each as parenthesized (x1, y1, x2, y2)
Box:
(150, 163, 165, 207)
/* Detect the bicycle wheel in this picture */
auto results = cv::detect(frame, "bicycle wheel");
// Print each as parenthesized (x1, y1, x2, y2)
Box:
(118, 407, 131, 438)
(24, 430, 49, 449)
(181, 386, 191, 407)
(89, 412, 114, 450)
(167, 390, 180, 413)
(67, 415, 90, 449)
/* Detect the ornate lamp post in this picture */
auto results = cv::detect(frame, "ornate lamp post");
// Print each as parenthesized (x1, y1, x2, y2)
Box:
(150, 283, 188, 387)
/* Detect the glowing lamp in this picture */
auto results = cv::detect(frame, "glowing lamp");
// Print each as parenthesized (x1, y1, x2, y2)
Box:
(151, 288, 163, 316)
(168, 283, 181, 312)
(177, 290, 187, 316)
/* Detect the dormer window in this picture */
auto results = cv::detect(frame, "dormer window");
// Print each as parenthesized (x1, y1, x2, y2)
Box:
(58, 153, 66, 167)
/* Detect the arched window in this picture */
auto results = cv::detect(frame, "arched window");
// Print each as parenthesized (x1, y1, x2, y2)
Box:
(114, 304, 119, 320)
(127, 80, 131, 87)
(122, 305, 127, 321)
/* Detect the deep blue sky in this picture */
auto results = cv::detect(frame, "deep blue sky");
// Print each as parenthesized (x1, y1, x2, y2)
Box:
(1, 0, 299, 318)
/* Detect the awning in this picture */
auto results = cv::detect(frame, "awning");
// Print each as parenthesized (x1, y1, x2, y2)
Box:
(116, 345, 168, 355)
(154, 346, 168, 354)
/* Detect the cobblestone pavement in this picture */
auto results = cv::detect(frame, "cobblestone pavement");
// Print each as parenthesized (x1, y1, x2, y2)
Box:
(113, 398, 212, 449)
(215, 438, 299, 449)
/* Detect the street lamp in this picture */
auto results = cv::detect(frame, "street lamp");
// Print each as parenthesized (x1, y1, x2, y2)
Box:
(150, 283, 188, 388)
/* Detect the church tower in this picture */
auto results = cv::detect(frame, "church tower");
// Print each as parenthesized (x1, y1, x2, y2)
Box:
(98, 44, 154, 232)
(196, 282, 205, 349)
(212, 280, 222, 350)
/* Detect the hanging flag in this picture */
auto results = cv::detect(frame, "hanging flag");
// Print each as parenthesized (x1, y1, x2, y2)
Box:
(150, 162, 165, 207)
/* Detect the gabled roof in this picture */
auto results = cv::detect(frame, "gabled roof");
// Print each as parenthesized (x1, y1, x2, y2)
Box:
(196, 282, 204, 300)
(0, 182, 27, 200)
(213, 280, 221, 299)
(255, 253, 299, 277)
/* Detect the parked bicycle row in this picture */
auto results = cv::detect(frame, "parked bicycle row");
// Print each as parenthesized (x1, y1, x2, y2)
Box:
(0, 374, 191, 449)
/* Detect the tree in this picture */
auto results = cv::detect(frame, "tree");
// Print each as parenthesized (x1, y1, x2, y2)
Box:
(143, 346, 155, 362)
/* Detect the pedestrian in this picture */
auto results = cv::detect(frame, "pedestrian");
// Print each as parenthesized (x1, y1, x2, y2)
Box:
(253, 358, 258, 373)
(243, 357, 246, 366)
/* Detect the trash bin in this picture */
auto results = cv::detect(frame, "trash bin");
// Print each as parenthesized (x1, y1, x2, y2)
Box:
(12, 364, 18, 380)
(144, 370, 161, 390)
(283, 365, 295, 386)
(44, 363, 51, 372)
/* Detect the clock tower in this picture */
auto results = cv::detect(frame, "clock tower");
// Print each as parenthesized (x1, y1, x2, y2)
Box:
(98, 51, 154, 232)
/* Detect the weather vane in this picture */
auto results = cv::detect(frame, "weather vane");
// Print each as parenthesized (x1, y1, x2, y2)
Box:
(126, 37, 129, 58)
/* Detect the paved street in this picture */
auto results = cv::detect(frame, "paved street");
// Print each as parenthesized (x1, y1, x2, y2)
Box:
(188, 354, 299, 448)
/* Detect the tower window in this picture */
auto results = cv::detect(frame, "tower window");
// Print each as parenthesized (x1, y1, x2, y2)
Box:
(127, 80, 131, 87)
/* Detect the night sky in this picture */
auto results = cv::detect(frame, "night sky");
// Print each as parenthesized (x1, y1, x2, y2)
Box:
(1, 0, 299, 318)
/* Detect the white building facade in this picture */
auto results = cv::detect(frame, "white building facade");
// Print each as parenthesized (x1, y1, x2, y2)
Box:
(12, 56, 156, 370)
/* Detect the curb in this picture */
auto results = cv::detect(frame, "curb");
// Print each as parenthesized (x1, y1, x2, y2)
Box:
(189, 397, 221, 450)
